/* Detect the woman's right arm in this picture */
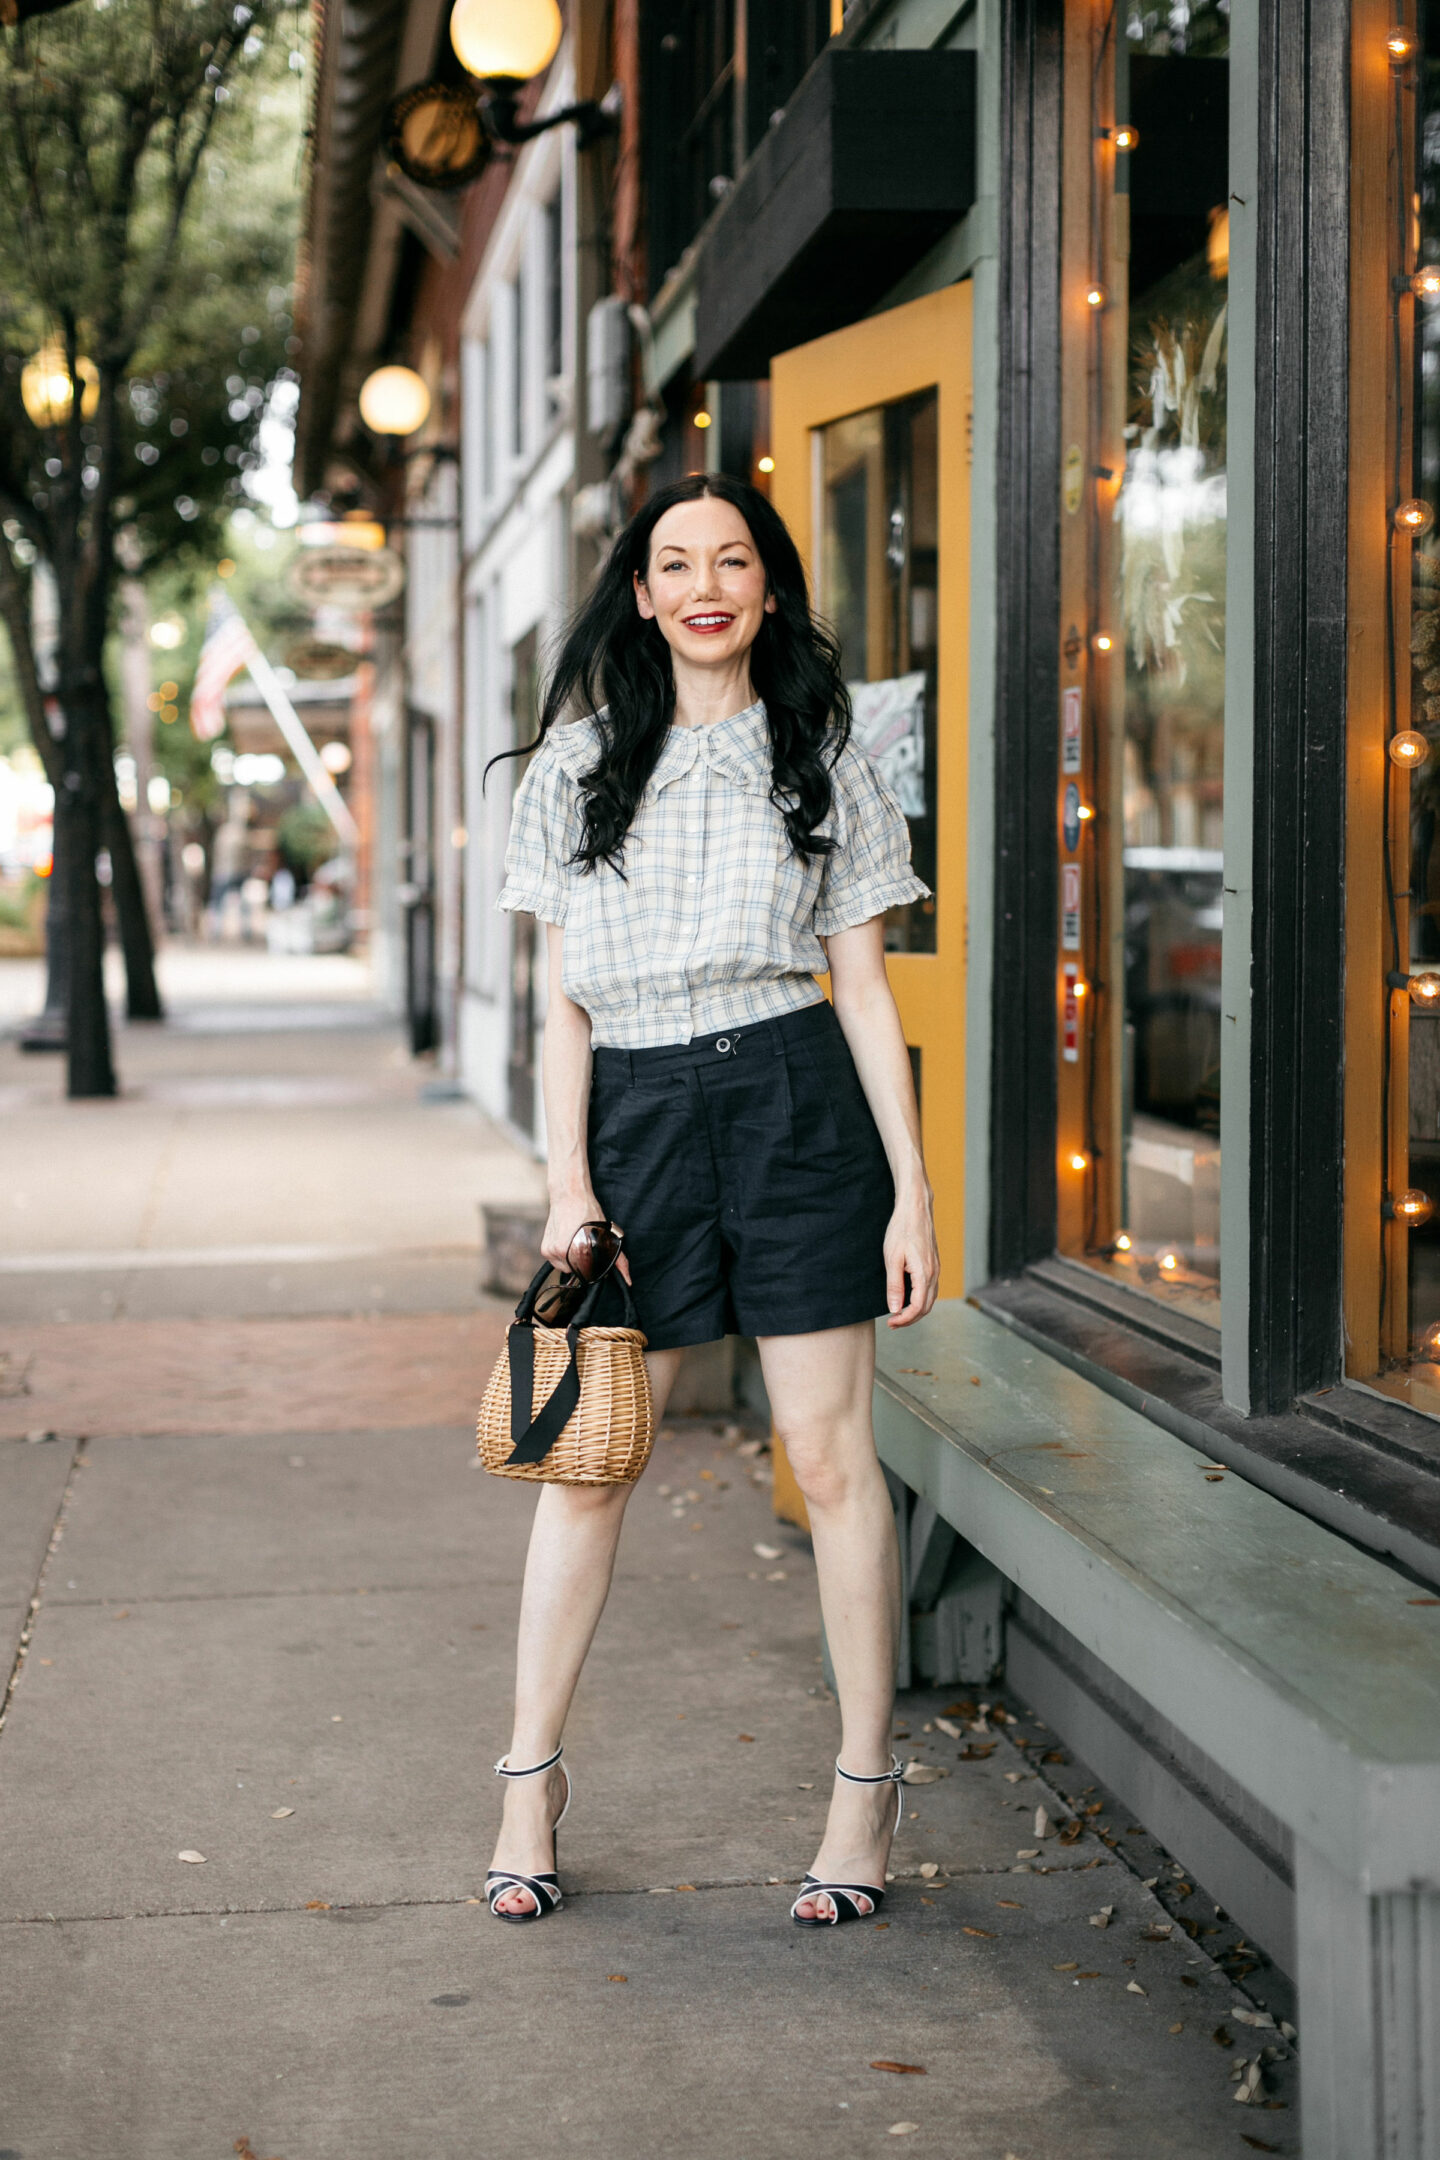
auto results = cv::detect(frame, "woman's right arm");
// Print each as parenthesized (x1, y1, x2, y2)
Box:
(538, 922, 609, 1268)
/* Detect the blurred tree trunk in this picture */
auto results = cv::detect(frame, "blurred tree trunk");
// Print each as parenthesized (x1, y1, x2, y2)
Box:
(103, 761, 162, 1020)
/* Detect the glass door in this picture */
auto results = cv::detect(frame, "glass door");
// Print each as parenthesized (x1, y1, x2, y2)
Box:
(771, 282, 972, 1288)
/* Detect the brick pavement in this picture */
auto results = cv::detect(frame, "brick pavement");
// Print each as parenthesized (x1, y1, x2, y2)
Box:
(0, 1311, 509, 1439)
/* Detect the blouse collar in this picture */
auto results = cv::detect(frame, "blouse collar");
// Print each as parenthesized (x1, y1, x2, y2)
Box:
(545, 701, 773, 798)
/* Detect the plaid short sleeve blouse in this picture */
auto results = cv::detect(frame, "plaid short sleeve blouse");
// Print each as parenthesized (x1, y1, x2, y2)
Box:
(497, 699, 930, 1049)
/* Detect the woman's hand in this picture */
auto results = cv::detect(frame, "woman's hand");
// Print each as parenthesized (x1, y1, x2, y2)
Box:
(541, 1188, 606, 1270)
(883, 1181, 939, 1328)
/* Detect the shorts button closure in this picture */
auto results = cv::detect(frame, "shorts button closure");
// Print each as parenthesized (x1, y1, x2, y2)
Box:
(715, 1036, 731, 1054)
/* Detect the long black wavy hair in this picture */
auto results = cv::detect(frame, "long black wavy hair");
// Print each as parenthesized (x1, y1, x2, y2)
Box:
(491, 474, 851, 872)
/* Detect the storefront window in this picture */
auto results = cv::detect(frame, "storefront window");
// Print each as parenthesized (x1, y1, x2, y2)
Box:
(1083, 3, 1229, 1323)
(819, 389, 939, 952)
(1390, 9, 1440, 1402)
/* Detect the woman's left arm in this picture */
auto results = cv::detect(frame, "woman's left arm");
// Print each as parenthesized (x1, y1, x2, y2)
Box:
(824, 917, 939, 1326)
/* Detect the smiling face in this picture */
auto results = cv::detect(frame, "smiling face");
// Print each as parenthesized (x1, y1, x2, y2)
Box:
(634, 496, 776, 672)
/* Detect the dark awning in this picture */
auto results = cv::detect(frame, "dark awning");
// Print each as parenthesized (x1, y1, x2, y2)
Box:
(692, 47, 976, 382)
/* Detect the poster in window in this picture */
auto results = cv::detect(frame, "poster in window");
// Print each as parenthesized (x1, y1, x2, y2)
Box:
(848, 672, 927, 819)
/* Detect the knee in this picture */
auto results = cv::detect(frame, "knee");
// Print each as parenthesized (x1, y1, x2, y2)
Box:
(776, 1424, 859, 1514)
(542, 1479, 630, 1523)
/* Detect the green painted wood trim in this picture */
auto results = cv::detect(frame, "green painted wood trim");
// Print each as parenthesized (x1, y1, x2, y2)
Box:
(872, 1303, 1440, 1891)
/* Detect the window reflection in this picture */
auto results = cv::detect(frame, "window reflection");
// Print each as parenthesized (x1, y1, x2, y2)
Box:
(819, 389, 939, 952)
(1091, 2, 1228, 1321)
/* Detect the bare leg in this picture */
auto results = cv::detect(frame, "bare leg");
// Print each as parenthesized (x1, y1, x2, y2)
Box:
(488, 1345, 688, 1914)
(757, 1321, 901, 1921)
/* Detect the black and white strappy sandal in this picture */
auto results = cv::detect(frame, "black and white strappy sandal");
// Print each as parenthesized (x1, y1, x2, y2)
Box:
(790, 1755, 905, 1927)
(485, 1743, 572, 1924)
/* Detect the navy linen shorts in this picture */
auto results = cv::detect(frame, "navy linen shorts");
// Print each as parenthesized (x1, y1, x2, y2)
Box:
(587, 999, 894, 1352)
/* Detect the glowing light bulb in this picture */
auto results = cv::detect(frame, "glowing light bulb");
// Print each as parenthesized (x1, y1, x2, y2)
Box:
(1389, 730, 1429, 767)
(1073, 979, 1089, 997)
(1159, 1250, 1179, 1272)
(757, 455, 774, 474)
(693, 410, 712, 430)
(1387, 24, 1418, 63)
(1093, 631, 1114, 653)
(1415, 1319, 1440, 1361)
(1114, 1233, 1132, 1253)
(1413, 267, 1440, 298)
(1076, 803, 1095, 822)
(1084, 283, 1107, 310)
(1112, 123, 1140, 151)
(1395, 498, 1434, 534)
(1396, 1188, 1435, 1226)
(1410, 972, 1440, 1006)
(1069, 1152, 1089, 1172)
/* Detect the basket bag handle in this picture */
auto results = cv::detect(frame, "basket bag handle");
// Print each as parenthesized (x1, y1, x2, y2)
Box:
(505, 1261, 641, 1467)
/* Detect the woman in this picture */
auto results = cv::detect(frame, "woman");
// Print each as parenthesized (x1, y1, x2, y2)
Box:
(486, 473, 939, 1928)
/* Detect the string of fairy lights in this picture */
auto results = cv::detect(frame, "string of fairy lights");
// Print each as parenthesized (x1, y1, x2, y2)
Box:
(1380, 23, 1440, 1358)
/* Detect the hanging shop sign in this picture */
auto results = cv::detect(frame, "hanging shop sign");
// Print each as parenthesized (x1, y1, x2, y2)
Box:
(283, 636, 360, 682)
(386, 82, 491, 191)
(288, 545, 406, 611)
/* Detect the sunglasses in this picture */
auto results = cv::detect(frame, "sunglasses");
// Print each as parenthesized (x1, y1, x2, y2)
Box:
(532, 1220, 625, 1327)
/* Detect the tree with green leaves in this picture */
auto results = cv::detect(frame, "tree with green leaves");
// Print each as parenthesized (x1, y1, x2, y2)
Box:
(0, 0, 302, 1092)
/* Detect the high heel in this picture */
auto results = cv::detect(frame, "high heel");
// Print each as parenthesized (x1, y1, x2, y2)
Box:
(790, 1755, 904, 1927)
(485, 1744, 572, 1924)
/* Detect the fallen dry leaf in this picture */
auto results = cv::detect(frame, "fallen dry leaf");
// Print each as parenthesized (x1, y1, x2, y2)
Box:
(1169, 2022, 1183, 2034)
(887, 2125, 919, 2137)
(1239, 2139, 1281, 2154)
(1076, 1970, 1100, 1979)
(934, 1716, 962, 1739)
(1231, 2007, 1276, 2029)
(1407, 1596, 1440, 1606)
(270, 1807, 295, 1820)
(1015, 1847, 1040, 1859)
(608, 1974, 628, 1983)
(969, 1374, 981, 1386)
(1089, 1905, 1115, 1930)
(676, 1884, 698, 1892)
(1004, 1770, 1024, 1784)
(1234, 2059, 1264, 2105)
(1057, 1818, 1082, 1845)
(871, 2061, 926, 2075)
(177, 1850, 206, 1864)
(305, 1900, 330, 1911)
(959, 1744, 996, 1761)
(961, 1925, 995, 1939)
(1127, 1982, 1147, 1996)
(996, 1899, 1021, 1909)
(1212, 2027, 1234, 2047)
(1141, 1924, 1172, 1941)
(1053, 1961, 1079, 1972)
(737, 1734, 755, 1743)
(896, 1368, 934, 1377)
(797, 1781, 814, 1789)
(753, 1543, 782, 1560)
(1033, 1806, 1051, 1838)
(902, 1763, 945, 1784)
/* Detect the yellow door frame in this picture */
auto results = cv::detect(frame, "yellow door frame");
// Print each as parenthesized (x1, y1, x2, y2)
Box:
(770, 281, 974, 1293)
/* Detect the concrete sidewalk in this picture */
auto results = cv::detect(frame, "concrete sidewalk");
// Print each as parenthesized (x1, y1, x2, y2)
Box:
(0, 954, 1296, 2158)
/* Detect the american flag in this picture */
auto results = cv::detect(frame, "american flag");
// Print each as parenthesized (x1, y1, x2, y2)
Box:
(189, 590, 258, 742)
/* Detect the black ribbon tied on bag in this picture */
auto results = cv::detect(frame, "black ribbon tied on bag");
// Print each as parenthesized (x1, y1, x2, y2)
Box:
(505, 1261, 640, 1466)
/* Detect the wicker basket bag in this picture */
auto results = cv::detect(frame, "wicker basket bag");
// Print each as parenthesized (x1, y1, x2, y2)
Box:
(477, 1262, 653, 1485)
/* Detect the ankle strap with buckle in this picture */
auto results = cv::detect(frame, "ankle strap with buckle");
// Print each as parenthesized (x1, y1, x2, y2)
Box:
(834, 1754, 905, 1786)
(494, 1743, 564, 1779)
